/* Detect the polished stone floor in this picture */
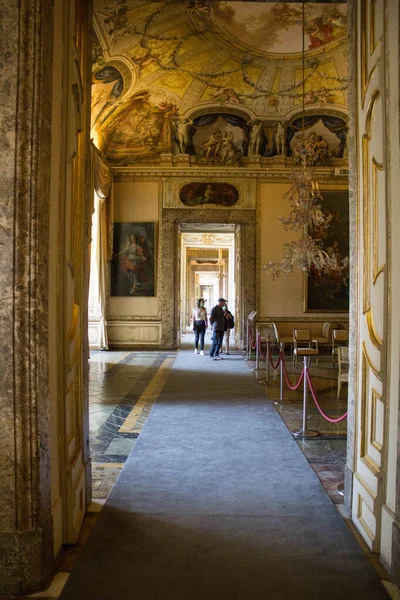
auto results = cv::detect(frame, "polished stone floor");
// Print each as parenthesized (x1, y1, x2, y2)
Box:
(89, 349, 177, 505)
(250, 346, 347, 504)
(12, 338, 395, 600)
(89, 338, 347, 507)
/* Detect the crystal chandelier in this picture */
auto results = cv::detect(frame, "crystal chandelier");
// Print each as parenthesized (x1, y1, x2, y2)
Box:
(263, 1, 348, 280)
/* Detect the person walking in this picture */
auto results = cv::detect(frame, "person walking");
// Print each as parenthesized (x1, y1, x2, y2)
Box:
(192, 298, 208, 355)
(209, 298, 226, 360)
(223, 304, 235, 354)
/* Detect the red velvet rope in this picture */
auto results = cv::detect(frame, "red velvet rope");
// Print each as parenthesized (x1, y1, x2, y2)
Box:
(258, 335, 267, 360)
(281, 357, 305, 391)
(267, 341, 281, 369)
(305, 368, 348, 423)
(249, 330, 257, 351)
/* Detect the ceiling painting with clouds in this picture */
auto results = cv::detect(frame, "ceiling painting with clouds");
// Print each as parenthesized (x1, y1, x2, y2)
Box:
(92, 1, 348, 166)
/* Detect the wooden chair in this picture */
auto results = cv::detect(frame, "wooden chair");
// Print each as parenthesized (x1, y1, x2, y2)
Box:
(293, 329, 319, 367)
(337, 346, 349, 399)
(332, 330, 349, 365)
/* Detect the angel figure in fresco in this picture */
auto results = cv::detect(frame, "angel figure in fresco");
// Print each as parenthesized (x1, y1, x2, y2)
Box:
(175, 117, 193, 154)
(115, 232, 147, 295)
(209, 87, 242, 106)
(187, 0, 211, 18)
(306, 10, 346, 49)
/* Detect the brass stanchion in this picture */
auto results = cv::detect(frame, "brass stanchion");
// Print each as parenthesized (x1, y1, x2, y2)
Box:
(293, 358, 319, 438)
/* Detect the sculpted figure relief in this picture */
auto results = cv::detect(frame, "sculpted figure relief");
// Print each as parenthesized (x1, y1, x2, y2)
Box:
(175, 117, 193, 154)
(248, 121, 263, 156)
(274, 121, 286, 156)
(293, 132, 332, 166)
(198, 130, 241, 165)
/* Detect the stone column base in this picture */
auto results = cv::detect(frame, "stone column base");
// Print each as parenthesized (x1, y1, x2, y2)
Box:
(0, 518, 53, 596)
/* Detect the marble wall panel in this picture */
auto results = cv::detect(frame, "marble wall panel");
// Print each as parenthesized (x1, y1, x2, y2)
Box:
(108, 322, 162, 345)
(0, 0, 55, 594)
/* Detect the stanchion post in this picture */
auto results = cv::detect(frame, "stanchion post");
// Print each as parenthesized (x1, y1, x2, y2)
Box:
(266, 335, 270, 383)
(279, 342, 283, 401)
(252, 329, 259, 372)
(293, 358, 319, 438)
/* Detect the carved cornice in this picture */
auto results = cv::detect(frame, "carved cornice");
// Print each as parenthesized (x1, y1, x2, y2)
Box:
(112, 164, 349, 184)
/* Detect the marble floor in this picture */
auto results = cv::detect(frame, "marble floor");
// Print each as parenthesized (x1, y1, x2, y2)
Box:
(250, 347, 347, 504)
(12, 340, 395, 600)
(89, 340, 347, 507)
(89, 349, 177, 505)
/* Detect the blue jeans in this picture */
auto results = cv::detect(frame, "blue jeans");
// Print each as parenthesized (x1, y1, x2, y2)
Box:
(209, 330, 224, 357)
(194, 321, 206, 350)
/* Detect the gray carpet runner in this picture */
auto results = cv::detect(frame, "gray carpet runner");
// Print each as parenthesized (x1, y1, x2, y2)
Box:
(60, 349, 388, 600)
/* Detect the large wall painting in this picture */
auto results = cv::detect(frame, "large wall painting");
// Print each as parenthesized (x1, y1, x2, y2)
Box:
(99, 91, 178, 163)
(111, 222, 155, 296)
(305, 191, 349, 312)
(179, 182, 239, 207)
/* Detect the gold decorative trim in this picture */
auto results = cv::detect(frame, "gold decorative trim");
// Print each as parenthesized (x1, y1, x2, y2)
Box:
(362, 89, 381, 313)
(355, 471, 377, 500)
(369, 0, 380, 56)
(357, 494, 375, 542)
(365, 308, 383, 349)
(69, 334, 81, 372)
(372, 156, 385, 283)
(68, 302, 80, 341)
(361, 455, 380, 476)
(360, 344, 381, 476)
(361, 2, 378, 108)
(371, 388, 383, 452)
(362, 340, 380, 378)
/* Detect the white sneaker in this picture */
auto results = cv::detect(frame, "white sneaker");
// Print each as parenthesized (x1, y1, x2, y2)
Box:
(200, 350, 204, 356)
(194, 349, 198, 354)
(215, 356, 222, 360)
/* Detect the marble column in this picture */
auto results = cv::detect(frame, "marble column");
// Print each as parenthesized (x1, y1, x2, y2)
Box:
(0, 0, 54, 594)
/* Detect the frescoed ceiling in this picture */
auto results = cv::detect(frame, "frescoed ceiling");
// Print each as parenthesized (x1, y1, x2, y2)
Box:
(92, 1, 348, 161)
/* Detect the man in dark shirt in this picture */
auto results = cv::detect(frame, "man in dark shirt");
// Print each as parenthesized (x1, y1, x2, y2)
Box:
(209, 298, 226, 360)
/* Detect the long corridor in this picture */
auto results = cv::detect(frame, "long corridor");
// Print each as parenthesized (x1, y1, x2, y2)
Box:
(61, 346, 388, 600)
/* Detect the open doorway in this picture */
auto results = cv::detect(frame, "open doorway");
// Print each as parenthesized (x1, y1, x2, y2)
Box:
(179, 225, 236, 343)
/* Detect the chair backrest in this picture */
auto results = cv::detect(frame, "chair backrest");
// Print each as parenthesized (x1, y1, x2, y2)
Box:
(338, 346, 349, 363)
(333, 329, 349, 342)
(293, 329, 311, 342)
(272, 322, 280, 342)
(321, 322, 332, 338)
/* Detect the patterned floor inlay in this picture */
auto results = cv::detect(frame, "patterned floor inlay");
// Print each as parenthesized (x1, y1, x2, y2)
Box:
(89, 350, 177, 501)
(250, 351, 347, 504)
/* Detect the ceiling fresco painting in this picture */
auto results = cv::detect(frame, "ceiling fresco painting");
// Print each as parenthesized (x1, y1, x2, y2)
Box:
(92, 0, 348, 166)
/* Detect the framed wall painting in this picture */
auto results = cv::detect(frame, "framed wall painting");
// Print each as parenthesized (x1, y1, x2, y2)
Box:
(111, 222, 155, 296)
(304, 190, 349, 312)
(179, 182, 239, 207)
